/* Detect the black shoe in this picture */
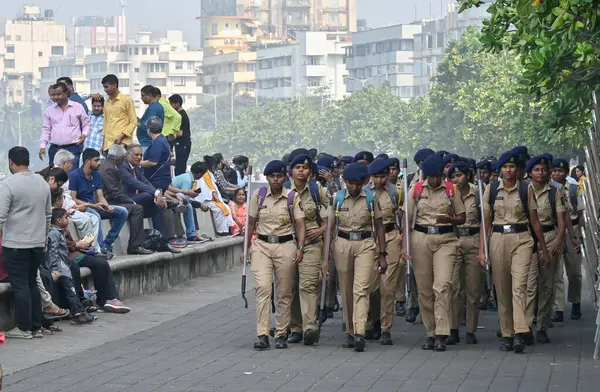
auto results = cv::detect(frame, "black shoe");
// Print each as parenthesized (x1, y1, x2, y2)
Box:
(287, 332, 303, 344)
(303, 329, 318, 346)
(380, 331, 393, 345)
(332, 302, 340, 312)
(524, 328, 535, 346)
(406, 307, 419, 324)
(275, 335, 288, 349)
(446, 329, 460, 345)
(536, 329, 550, 343)
(422, 336, 435, 350)
(513, 334, 525, 353)
(496, 329, 502, 338)
(342, 334, 355, 348)
(500, 337, 514, 351)
(127, 246, 154, 255)
(465, 332, 478, 344)
(253, 335, 270, 350)
(571, 303, 582, 320)
(434, 335, 447, 352)
(395, 301, 406, 317)
(354, 334, 366, 352)
(552, 310, 564, 323)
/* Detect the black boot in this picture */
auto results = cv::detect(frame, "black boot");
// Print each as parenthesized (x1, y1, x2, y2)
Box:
(253, 335, 270, 350)
(380, 331, 393, 345)
(395, 301, 406, 317)
(434, 335, 447, 351)
(552, 310, 564, 323)
(303, 329, 318, 346)
(465, 332, 478, 344)
(275, 335, 288, 349)
(342, 334, 355, 348)
(365, 328, 375, 340)
(287, 331, 303, 344)
(536, 329, 550, 343)
(422, 336, 434, 350)
(524, 327, 535, 346)
(406, 307, 419, 324)
(513, 333, 526, 353)
(372, 321, 382, 340)
(446, 329, 460, 345)
(500, 337, 513, 351)
(571, 303, 582, 320)
(354, 334, 366, 352)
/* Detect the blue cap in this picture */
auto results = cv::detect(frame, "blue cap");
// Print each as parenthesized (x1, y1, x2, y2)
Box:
(543, 153, 553, 162)
(317, 156, 335, 170)
(443, 154, 460, 166)
(414, 148, 435, 164)
(368, 158, 394, 176)
(498, 150, 520, 168)
(389, 157, 400, 169)
(317, 165, 329, 173)
(422, 154, 445, 177)
(491, 161, 499, 173)
(456, 156, 469, 163)
(552, 158, 569, 170)
(337, 156, 353, 167)
(289, 148, 310, 162)
(476, 160, 493, 171)
(467, 158, 476, 169)
(511, 146, 529, 166)
(353, 151, 374, 164)
(447, 161, 471, 178)
(343, 163, 370, 181)
(375, 153, 389, 160)
(525, 154, 552, 173)
(290, 154, 313, 170)
(264, 160, 287, 176)
(436, 150, 451, 158)
(311, 162, 318, 174)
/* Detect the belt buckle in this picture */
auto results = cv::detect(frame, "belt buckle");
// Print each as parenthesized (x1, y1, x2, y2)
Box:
(503, 225, 514, 234)
(427, 226, 439, 234)
(349, 232, 361, 241)
(267, 236, 278, 244)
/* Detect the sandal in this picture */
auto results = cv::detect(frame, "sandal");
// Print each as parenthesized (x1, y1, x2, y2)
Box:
(43, 308, 70, 320)
(85, 305, 100, 313)
(41, 327, 54, 335)
(49, 325, 62, 333)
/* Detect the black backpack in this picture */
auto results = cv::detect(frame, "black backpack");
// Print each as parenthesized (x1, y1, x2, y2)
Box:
(143, 229, 172, 252)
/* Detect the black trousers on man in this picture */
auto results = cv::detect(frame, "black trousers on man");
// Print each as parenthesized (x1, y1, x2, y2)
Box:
(70, 256, 119, 307)
(111, 203, 145, 249)
(132, 192, 172, 240)
(174, 142, 191, 176)
(2, 247, 44, 331)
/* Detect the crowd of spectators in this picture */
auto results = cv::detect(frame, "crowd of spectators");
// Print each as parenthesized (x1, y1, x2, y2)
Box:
(0, 73, 251, 340)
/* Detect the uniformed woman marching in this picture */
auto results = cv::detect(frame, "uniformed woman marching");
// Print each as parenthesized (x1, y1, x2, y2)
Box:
(403, 153, 466, 352)
(480, 150, 550, 353)
(245, 160, 307, 350)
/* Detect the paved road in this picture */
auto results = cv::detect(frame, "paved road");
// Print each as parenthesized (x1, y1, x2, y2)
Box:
(3, 270, 600, 392)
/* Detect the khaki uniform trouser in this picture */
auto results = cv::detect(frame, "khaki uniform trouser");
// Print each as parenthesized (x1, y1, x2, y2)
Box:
(251, 240, 297, 337)
(333, 236, 377, 336)
(525, 230, 560, 330)
(450, 234, 483, 333)
(411, 231, 458, 337)
(290, 240, 323, 333)
(554, 227, 583, 311)
(490, 231, 534, 337)
(366, 230, 402, 333)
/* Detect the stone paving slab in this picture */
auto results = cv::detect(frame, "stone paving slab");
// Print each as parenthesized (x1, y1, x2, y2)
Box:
(2, 272, 600, 392)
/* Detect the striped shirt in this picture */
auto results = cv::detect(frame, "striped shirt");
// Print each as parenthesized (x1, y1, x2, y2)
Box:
(83, 111, 104, 153)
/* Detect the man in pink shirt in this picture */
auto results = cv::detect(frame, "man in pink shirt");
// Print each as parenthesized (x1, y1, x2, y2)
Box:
(39, 82, 91, 167)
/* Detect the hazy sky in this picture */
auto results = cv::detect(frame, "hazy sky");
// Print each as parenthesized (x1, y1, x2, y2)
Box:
(0, 1, 455, 47)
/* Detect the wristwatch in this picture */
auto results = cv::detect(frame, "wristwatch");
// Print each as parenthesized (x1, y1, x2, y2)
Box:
(299, 246, 306, 253)
(379, 251, 388, 257)
(154, 189, 162, 197)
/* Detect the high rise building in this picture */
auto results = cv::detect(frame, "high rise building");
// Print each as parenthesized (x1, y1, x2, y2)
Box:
(72, 16, 127, 51)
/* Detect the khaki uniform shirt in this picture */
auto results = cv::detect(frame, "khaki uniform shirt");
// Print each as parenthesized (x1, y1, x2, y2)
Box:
(458, 184, 480, 229)
(249, 187, 304, 236)
(289, 180, 329, 231)
(534, 183, 566, 226)
(405, 179, 466, 226)
(373, 184, 399, 226)
(483, 180, 538, 225)
(336, 188, 383, 232)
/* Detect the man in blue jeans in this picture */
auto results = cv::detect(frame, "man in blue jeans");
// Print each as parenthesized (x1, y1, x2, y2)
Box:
(68, 148, 128, 254)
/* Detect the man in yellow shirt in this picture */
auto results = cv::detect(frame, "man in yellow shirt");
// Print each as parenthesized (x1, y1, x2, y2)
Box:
(155, 88, 181, 140)
(100, 74, 137, 152)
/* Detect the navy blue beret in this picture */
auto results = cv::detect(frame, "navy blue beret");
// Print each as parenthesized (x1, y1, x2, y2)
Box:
(447, 162, 471, 178)
(368, 158, 394, 176)
(543, 153, 553, 163)
(491, 161, 499, 172)
(311, 162, 318, 174)
(343, 163, 370, 181)
(456, 156, 469, 163)
(289, 148, 310, 162)
(290, 154, 313, 169)
(511, 146, 529, 166)
(317, 165, 329, 173)
(264, 160, 287, 175)
(317, 156, 335, 170)
(422, 154, 445, 177)
(353, 151, 374, 163)
(498, 150, 520, 168)
(282, 153, 290, 165)
(467, 158, 477, 169)
(443, 153, 460, 166)
(436, 150, 450, 158)
(526, 154, 552, 173)
(476, 160, 492, 171)
(375, 153, 389, 160)
(414, 148, 435, 164)
(337, 156, 353, 167)
(553, 158, 569, 170)
(389, 158, 400, 169)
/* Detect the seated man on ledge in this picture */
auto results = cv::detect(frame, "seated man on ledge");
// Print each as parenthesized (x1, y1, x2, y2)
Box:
(98, 144, 153, 255)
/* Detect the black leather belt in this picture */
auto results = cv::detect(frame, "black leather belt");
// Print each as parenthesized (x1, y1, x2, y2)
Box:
(457, 227, 480, 236)
(414, 224, 454, 235)
(572, 218, 580, 227)
(384, 223, 396, 233)
(492, 224, 529, 234)
(257, 234, 294, 244)
(338, 230, 372, 241)
(542, 225, 556, 233)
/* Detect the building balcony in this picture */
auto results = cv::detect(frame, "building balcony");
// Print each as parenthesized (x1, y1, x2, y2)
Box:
(284, 0, 311, 8)
(303, 64, 326, 77)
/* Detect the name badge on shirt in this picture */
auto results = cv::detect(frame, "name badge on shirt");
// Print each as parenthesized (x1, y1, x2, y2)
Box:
(495, 196, 504, 200)
(339, 207, 349, 212)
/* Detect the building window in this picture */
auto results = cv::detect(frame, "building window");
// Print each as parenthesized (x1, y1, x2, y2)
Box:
(51, 46, 64, 55)
(38, 51, 43, 57)
(400, 86, 414, 98)
(187, 61, 195, 70)
(147, 78, 167, 87)
(173, 77, 186, 86)
(142, 47, 148, 55)
(134, 47, 139, 55)
(437, 33, 444, 48)
(6, 45, 14, 53)
(307, 56, 323, 65)
(135, 67, 140, 73)
(175, 61, 183, 70)
(426, 35, 433, 49)
(4, 59, 15, 69)
(307, 77, 321, 87)
(129, 48, 133, 55)
(16, 35, 22, 41)
(211, 23, 218, 35)
(150, 47, 155, 55)
(120, 79, 130, 87)
(247, 63, 256, 72)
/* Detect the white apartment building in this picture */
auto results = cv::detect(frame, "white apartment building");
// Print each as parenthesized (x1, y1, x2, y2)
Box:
(344, 23, 422, 99)
(256, 31, 350, 101)
(40, 31, 203, 116)
(1, 5, 67, 105)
